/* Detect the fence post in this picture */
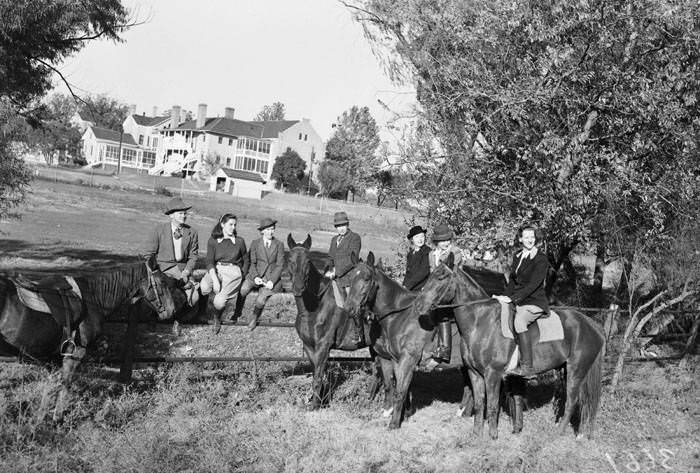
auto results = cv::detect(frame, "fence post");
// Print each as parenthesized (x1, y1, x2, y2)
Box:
(119, 309, 139, 382)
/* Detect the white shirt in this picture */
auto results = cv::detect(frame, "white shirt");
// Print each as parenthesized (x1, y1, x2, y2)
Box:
(515, 247, 538, 272)
(171, 223, 183, 261)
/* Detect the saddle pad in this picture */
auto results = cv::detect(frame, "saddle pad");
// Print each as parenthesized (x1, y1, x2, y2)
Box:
(13, 276, 83, 325)
(499, 302, 564, 342)
(332, 280, 345, 309)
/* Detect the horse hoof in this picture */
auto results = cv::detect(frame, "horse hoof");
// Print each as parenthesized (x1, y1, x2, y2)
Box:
(306, 403, 320, 412)
(212, 322, 221, 335)
(387, 422, 400, 430)
(381, 407, 393, 418)
(456, 406, 467, 418)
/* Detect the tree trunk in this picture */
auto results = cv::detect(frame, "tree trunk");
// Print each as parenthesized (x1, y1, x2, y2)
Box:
(591, 237, 607, 305)
(679, 312, 700, 369)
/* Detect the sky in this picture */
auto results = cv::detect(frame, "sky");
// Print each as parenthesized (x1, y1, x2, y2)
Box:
(56, 0, 415, 142)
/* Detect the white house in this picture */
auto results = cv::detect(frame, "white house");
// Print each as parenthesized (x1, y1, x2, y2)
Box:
(80, 126, 154, 173)
(210, 167, 265, 200)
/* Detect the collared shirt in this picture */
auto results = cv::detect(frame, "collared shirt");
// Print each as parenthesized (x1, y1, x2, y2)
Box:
(516, 247, 538, 272)
(171, 223, 183, 261)
(217, 235, 236, 245)
(263, 238, 272, 249)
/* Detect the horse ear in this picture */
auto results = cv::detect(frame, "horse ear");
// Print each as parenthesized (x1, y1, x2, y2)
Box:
(351, 251, 359, 265)
(287, 233, 296, 249)
(302, 234, 312, 249)
(367, 251, 375, 267)
(376, 258, 385, 271)
(445, 252, 455, 270)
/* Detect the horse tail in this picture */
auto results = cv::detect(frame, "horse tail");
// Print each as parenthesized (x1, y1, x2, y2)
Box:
(579, 346, 603, 438)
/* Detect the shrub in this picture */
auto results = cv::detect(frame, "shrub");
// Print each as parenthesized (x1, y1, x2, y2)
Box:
(154, 185, 173, 197)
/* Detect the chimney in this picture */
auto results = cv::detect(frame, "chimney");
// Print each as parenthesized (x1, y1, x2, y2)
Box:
(224, 107, 235, 120)
(170, 105, 181, 129)
(197, 103, 207, 128)
(129, 104, 137, 116)
(152, 106, 158, 117)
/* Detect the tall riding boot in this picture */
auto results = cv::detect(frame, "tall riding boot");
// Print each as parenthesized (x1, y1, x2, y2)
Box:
(248, 305, 263, 331)
(510, 331, 536, 379)
(433, 320, 452, 363)
(208, 299, 223, 335)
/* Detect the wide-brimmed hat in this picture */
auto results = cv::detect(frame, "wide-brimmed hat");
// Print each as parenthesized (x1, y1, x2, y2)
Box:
(164, 197, 192, 215)
(257, 217, 277, 231)
(333, 211, 349, 227)
(432, 224, 454, 242)
(407, 225, 427, 240)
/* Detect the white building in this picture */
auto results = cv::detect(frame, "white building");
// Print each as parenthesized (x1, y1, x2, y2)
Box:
(210, 167, 265, 200)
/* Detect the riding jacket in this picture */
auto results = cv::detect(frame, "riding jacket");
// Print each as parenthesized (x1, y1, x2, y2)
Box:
(504, 249, 550, 313)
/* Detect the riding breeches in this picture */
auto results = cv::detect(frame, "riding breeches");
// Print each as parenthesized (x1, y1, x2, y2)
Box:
(514, 304, 545, 333)
(200, 263, 242, 310)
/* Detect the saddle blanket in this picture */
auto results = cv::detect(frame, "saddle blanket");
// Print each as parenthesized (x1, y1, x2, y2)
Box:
(13, 275, 83, 324)
(332, 280, 345, 309)
(499, 302, 564, 342)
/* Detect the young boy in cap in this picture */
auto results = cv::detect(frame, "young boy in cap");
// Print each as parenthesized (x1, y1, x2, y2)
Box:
(325, 211, 362, 341)
(238, 217, 285, 330)
(143, 197, 199, 306)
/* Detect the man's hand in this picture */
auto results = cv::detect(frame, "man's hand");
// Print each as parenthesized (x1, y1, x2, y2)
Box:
(254, 277, 264, 286)
(264, 280, 273, 290)
(324, 269, 336, 279)
(492, 295, 512, 304)
(181, 269, 191, 283)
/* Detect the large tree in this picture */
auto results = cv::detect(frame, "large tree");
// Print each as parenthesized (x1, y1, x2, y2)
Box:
(346, 0, 700, 298)
(254, 102, 286, 121)
(0, 0, 131, 217)
(271, 149, 307, 192)
(325, 105, 381, 200)
(78, 94, 130, 130)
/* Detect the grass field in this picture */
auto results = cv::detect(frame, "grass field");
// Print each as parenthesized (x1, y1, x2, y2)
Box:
(0, 176, 698, 473)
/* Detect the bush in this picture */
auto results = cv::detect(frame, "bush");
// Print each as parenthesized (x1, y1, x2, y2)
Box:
(154, 185, 172, 197)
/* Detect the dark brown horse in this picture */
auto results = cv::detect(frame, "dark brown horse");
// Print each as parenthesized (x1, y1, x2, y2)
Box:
(413, 263, 604, 439)
(287, 235, 392, 411)
(0, 262, 178, 419)
(345, 251, 443, 429)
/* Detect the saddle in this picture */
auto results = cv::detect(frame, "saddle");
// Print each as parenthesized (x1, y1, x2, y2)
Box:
(498, 302, 564, 343)
(11, 275, 84, 328)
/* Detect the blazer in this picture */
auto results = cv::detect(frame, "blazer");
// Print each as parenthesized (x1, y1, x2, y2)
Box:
(429, 245, 463, 271)
(504, 249, 549, 312)
(246, 237, 285, 284)
(143, 222, 199, 274)
(403, 245, 431, 291)
(328, 229, 362, 287)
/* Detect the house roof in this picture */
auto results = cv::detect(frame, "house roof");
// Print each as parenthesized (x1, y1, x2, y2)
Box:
(176, 117, 265, 139)
(219, 167, 265, 183)
(89, 126, 138, 146)
(131, 115, 170, 127)
(247, 120, 299, 138)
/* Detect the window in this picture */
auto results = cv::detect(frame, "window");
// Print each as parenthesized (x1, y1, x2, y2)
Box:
(146, 136, 150, 147)
(138, 135, 144, 145)
(235, 156, 243, 169)
(228, 138, 233, 146)
(122, 148, 136, 163)
(298, 133, 302, 140)
(256, 160, 268, 174)
(218, 136, 223, 144)
(244, 157, 256, 171)
(304, 134, 308, 141)
(226, 157, 232, 167)
(142, 151, 156, 168)
(105, 145, 119, 163)
(152, 137, 158, 148)
(259, 141, 270, 154)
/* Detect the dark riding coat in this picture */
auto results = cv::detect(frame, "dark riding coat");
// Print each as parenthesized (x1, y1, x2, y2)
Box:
(403, 245, 431, 291)
(246, 237, 285, 286)
(328, 229, 362, 288)
(504, 249, 549, 312)
(144, 222, 199, 274)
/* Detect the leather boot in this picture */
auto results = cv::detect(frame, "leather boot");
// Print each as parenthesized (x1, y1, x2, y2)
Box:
(248, 305, 263, 331)
(433, 320, 452, 363)
(206, 297, 222, 334)
(509, 331, 537, 379)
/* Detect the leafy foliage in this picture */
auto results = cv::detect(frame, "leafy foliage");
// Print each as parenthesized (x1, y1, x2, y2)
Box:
(78, 94, 129, 130)
(271, 149, 307, 192)
(316, 160, 353, 199)
(347, 0, 700, 296)
(325, 105, 381, 200)
(254, 102, 286, 121)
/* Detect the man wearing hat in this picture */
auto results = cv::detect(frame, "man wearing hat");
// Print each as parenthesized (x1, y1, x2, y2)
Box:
(426, 223, 463, 368)
(238, 217, 285, 330)
(143, 197, 199, 306)
(402, 225, 431, 292)
(326, 211, 362, 341)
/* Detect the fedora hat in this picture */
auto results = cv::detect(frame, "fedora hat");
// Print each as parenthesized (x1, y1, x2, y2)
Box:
(257, 217, 277, 231)
(164, 197, 192, 215)
(407, 225, 427, 240)
(333, 211, 349, 226)
(432, 224, 454, 242)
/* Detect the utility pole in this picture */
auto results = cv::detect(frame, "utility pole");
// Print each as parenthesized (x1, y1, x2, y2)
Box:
(117, 125, 124, 174)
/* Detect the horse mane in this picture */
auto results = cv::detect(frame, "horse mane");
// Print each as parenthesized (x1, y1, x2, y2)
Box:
(460, 264, 507, 296)
(373, 266, 416, 312)
(80, 262, 146, 314)
(453, 265, 491, 299)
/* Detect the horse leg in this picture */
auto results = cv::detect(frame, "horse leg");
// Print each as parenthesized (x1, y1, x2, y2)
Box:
(507, 376, 526, 434)
(558, 370, 584, 435)
(376, 357, 395, 417)
(54, 346, 86, 422)
(485, 370, 502, 440)
(302, 345, 322, 410)
(467, 369, 485, 437)
(457, 365, 474, 418)
(388, 356, 418, 430)
(311, 343, 332, 408)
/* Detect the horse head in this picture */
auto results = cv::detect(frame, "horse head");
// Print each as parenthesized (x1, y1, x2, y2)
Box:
(287, 233, 312, 297)
(141, 265, 177, 320)
(413, 260, 457, 316)
(346, 251, 378, 319)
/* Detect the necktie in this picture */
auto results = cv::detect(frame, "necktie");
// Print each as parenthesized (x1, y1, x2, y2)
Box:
(173, 227, 183, 239)
(337, 235, 343, 246)
(265, 241, 270, 249)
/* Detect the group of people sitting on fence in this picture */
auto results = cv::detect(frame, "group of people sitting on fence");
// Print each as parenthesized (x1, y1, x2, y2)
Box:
(143, 197, 549, 377)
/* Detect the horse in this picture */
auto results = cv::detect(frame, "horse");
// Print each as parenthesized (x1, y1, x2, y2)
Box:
(0, 261, 178, 420)
(413, 262, 604, 439)
(286, 234, 391, 411)
(344, 251, 447, 429)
